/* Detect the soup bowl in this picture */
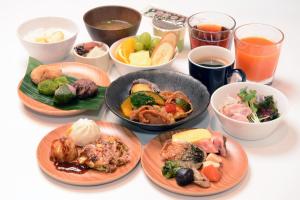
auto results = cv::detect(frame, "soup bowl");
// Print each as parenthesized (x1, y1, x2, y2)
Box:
(83, 6, 141, 46)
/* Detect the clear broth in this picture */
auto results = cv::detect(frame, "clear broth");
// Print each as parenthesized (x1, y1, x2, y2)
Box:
(95, 20, 132, 30)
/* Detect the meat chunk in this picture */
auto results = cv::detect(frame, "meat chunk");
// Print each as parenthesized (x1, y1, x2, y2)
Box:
(78, 135, 130, 172)
(50, 137, 78, 163)
(130, 105, 175, 124)
(130, 105, 154, 121)
(72, 79, 98, 99)
(138, 110, 174, 124)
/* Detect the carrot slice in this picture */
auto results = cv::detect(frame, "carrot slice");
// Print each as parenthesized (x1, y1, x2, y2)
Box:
(201, 165, 222, 182)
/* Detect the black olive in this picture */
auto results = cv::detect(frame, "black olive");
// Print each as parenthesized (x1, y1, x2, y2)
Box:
(175, 168, 194, 186)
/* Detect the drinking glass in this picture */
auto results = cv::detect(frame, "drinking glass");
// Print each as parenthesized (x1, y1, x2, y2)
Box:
(187, 11, 236, 49)
(234, 23, 284, 84)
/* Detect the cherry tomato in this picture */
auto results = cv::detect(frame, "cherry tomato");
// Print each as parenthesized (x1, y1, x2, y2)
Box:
(165, 103, 177, 113)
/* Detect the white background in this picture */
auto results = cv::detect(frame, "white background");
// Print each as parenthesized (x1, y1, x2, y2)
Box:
(1, 0, 300, 199)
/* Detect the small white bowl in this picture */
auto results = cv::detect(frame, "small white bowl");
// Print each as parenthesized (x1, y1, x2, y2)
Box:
(73, 41, 109, 72)
(210, 82, 289, 140)
(17, 17, 78, 63)
(109, 36, 178, 75)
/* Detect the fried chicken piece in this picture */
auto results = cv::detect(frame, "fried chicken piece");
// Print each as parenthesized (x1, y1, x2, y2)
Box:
(50, 137, 78, 163)
(31, 66, 63, 84)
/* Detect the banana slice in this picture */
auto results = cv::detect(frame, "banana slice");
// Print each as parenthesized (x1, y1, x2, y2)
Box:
(151, 42, 175, 65)
(160, 32, 178, 48)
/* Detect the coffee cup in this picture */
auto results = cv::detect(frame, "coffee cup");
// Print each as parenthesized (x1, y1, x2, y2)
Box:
(188, 45, 246, 94)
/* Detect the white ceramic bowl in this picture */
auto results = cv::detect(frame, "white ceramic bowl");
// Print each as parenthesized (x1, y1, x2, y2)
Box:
(109, 36, 178, 75)
(73, 41, 110, 72)
(210, 82, 288, 140)
(17, 17, 78, 63)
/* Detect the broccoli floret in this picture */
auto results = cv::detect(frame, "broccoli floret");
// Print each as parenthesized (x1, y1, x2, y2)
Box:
(162, 160, 181, 179)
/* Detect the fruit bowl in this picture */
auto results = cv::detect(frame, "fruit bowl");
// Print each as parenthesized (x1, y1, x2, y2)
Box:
(109, 33, 179, 75)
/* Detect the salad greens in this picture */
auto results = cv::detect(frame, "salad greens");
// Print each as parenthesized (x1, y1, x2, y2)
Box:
(257, 96, 280, 122)
(238, 87, 280, 123)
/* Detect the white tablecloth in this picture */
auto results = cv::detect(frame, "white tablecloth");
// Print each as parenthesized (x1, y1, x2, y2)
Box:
(1, 0, 300, 199)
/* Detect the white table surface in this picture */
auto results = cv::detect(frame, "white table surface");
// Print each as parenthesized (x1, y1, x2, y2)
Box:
(1, 0, 300, 199)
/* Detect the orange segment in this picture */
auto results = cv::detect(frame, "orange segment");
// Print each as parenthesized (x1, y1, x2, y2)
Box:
(115, 38, 136, 64)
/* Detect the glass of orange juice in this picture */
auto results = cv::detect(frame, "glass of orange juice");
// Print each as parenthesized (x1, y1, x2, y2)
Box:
(234, 23, 284, 84)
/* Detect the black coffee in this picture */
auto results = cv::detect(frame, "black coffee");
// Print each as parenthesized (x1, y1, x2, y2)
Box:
(196, 58, 227, 67)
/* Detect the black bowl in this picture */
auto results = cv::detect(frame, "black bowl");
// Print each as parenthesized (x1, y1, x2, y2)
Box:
(105, 70, 210, 131)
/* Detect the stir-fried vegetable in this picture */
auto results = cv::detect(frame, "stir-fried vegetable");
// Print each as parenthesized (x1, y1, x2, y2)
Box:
(175, 98, 191, 112)
(162, 160, 181, 179)
(130, 92, 156, 108)
(165, 103, 176, 113)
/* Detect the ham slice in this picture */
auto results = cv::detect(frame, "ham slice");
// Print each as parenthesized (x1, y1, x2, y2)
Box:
(194, 130, 227, 157)
(230, 113, 249, 122)
(222, 103, 252, 118)
(211, 131, 227, 157)
(221, 102, 252, 123)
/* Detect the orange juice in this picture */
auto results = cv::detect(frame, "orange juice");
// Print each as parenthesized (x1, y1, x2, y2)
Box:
(235, 37, 281, 82)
